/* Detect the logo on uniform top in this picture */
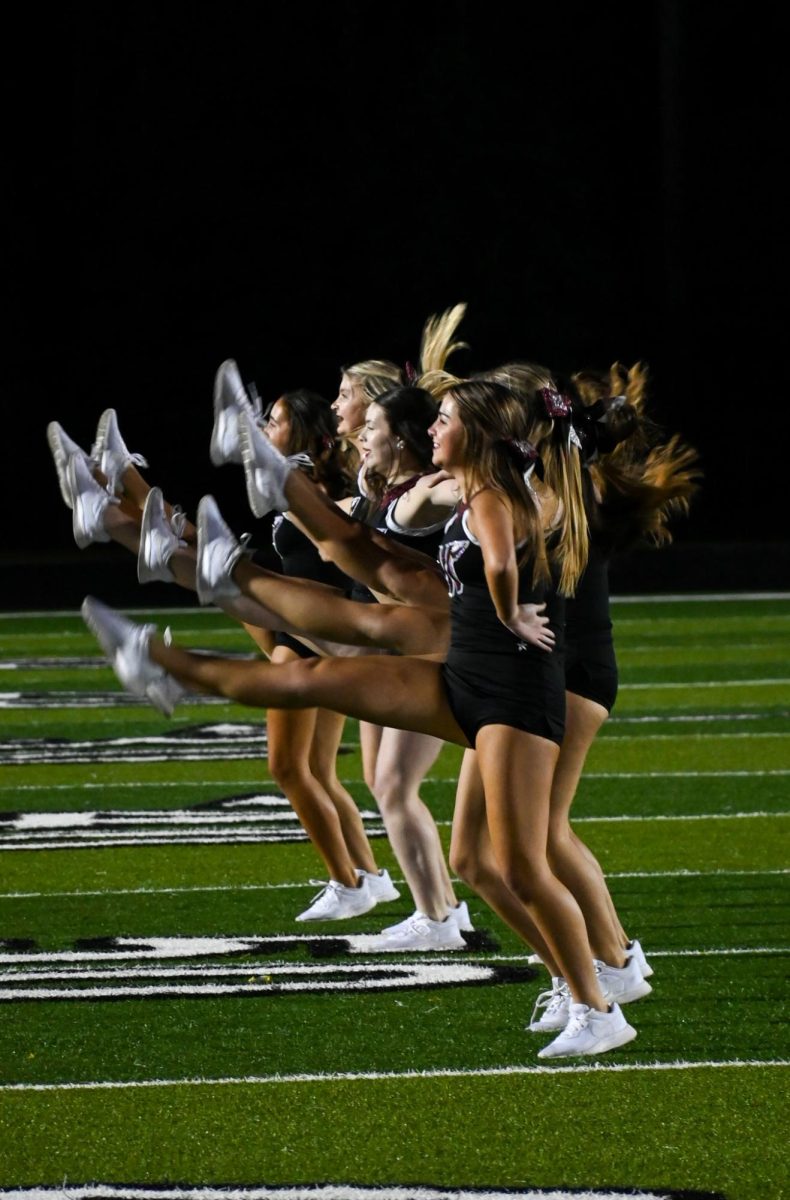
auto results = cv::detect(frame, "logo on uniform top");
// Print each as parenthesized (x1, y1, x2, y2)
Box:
(438, 539, 468, 597)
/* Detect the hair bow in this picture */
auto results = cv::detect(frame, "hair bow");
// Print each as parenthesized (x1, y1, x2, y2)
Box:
(538, 387, 572, 419)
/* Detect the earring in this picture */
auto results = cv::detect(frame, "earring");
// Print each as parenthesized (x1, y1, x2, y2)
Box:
(397, 439, 404, 449)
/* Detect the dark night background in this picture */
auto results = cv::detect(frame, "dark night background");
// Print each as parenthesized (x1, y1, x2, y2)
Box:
(4, 2, 786, 609)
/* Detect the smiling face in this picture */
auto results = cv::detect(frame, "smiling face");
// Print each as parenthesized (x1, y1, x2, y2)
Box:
(332, 374, 369, 438)
(429, 394, 466, 473)
(358, 402, 397, 476)
(263, 398, 293, 454)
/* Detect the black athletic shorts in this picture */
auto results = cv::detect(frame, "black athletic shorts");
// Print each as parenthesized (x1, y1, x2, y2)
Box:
(564, 634, 618, 712)
(273, 631, 319, 660)
(441, 654, 566, 748)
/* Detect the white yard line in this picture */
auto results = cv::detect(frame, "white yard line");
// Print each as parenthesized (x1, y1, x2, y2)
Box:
(0, 868, 785, 901)
(0, 1058, 786, 1093)
(2, 768, 790, 793)
(1, 592, 787, 620)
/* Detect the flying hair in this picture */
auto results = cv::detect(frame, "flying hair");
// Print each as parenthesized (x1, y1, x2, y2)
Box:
(415, 302, 470, 397)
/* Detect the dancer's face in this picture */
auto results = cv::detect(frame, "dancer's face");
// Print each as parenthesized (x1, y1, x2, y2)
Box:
(264, 398, 293, 454)
(332, 374, 368, 437)
(359, 403, 397, 476)
(429, 396, 466, 471)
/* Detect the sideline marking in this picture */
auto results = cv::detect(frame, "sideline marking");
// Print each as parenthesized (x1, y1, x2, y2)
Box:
(0, 868, 786, 901)
(0, 808, 784, 851)
(0, 794, 383, 852)
(1, 592, 786, 618)
(1, 1058, 787, 1092)
(0, 1187, 731, 1200)
(618, 678, 790, 689)
(2, 768, 789, 793)
(609, 591, 790, 602)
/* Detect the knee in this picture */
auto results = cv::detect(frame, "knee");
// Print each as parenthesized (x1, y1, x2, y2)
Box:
(371, 770, 408, 813)
(500, 862, 543, 907)
(267, 750, 309, 791)
(449, 842, 478, 887)
(547, 823, 573, 867)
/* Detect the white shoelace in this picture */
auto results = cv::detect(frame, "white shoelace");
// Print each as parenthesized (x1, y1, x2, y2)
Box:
(529, 983, 569, 1027)
(560, 1006, 592, 1040)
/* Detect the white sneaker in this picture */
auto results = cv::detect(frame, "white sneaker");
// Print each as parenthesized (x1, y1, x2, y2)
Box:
(528, 977, 571, 1033)
(81, 596, 184, 717)
(138, 487, 185, 584)
(47, 422, 94, 510)
(295, 877, 377, 922)
(448, 900, 474, 932)
(210, 359, 262, 467)
(66, 454, 117, 549)
(374, 911, 466, 951)
(537, 1002, 636, 1059)
(627, 938, 654, 979)
(595, 954, 653, 1005)
(356, 868, 400, 903)
(238, 410, 292, 517)
(92, 409, 148, 496)
(381, 910, 419, 936)
(195, 494, 250, 606)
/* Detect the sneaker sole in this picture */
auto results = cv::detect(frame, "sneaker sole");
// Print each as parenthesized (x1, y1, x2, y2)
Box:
(195, 497, 223, 606)
(602, 977, 653, 1006)
(137, 489, 174, 585)
(374, 936, 466, 952)
(538, 1021, 637, 1059)
(295, 901, 378, 922)
(238, 419, 270, 519)
(369, 888, 401, 903)
(528, 1015, 570, 1033)
(47, 423, 77, 509)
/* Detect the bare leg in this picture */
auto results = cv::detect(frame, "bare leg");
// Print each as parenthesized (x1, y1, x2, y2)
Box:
(117, 463, 196, 541)
(548, 692, 629, 964)
(233, 558, 450, 657)
(359, 721, 383, 795)
(266, 648, 360, 887)
(450, 749, 559, 974)
(148, 639, 470, 746)
(97, 507, 294, 636)
(309, 708, 380, 875)
(282, 470, 448, 608)
(371, 729, 456, 920)
(476, 725, 607, 1011)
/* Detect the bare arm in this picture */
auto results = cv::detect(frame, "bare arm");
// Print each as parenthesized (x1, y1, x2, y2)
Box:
(467, 489, 555, 652)
(280, 469, 448, 609)
(390, 471, 459, 530)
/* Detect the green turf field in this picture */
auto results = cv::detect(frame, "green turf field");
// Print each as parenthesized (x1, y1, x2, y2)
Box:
(0, 595, 788, 1200)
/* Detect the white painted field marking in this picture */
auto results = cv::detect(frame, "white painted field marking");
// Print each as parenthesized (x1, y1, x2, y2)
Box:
(618, 679, 790, 688)
(598, 731, 788, 740)
(3, 592, 787, 619)
(0, 1059, 786, 1092)
(0, 867, 785, 901)
(571, 810, 789, 823)
(609, 592, 790, 602)
(2, 768, 789, 793)
(0, 1186, 755, 1200)
(0, 806, 783, 851)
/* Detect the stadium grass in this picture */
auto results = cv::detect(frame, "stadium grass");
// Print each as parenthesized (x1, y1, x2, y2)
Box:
(1, 1070, 787, 1197)
(0, 597, 788, 1199)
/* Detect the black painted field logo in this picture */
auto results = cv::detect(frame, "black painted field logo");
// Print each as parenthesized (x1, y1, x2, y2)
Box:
(0, 792, 384, 849)
(0, 722, 271, 765)
(0, 933, 520, 1002)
